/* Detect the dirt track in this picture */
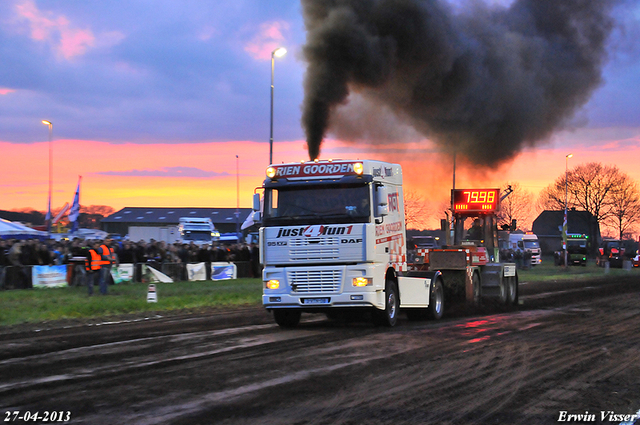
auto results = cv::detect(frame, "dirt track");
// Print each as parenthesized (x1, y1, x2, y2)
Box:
(1, 275, 639, 425)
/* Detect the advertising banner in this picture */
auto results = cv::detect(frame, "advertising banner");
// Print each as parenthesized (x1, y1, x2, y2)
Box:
(111, 264, 134, 284)
(141, 265, 173, 283)
(186, 262, 207, 281)
(211, 262, 237, 280)
(32, 265, 68, 288)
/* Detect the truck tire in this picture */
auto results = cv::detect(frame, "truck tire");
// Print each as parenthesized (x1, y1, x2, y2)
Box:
(506, 276, 517, 306)
(428, 277, 444, 320)
(273, 309, 301, 328)
(472, 272, 482, 306)
(497, 276, 507, 305)
(373, 280, 399, 327)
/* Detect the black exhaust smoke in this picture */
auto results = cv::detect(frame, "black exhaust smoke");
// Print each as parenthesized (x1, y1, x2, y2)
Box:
(301, 0, 614, 165)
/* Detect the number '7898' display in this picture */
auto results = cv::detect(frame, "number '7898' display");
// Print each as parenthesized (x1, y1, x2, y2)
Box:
(452, 189, 500, 214)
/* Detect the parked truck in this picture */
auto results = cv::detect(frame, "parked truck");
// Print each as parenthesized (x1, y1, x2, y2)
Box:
(254, 159, 444, 328)
(178, 217, 220, 245)
(509, 233, 542, 265)
(128, 225, 180, 243)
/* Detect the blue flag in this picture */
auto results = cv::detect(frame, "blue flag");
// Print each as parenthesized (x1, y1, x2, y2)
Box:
(69, 176, 81, 233)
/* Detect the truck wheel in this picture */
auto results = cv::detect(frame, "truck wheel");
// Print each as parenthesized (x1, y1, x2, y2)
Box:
(428, 277, 444, 320)
(472, 272, 482, 306)
(506, 276, 517, 306)
(273, 309, 301, 328)
(497, 278, 507, 305)
(373, 280, 399, 327)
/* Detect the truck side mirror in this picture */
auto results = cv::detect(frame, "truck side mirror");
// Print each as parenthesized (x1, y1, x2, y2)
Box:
(376, 185, 389, 217)
(252, 211, 261, 223)
(252, 193, 261, 211)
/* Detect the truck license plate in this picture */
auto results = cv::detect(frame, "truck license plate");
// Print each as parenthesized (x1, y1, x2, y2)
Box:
(303, 298, 330, 305)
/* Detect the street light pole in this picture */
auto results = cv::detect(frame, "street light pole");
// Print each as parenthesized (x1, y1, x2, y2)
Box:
(42, 120, 53, 238)
(563, 153, 573, 268)
(450, 150, 456, 246)
(236, 155, 240, 241)
(269, 47, 286, 165)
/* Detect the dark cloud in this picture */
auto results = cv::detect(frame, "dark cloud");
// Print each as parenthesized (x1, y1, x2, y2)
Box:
(301, 0, 616, 165)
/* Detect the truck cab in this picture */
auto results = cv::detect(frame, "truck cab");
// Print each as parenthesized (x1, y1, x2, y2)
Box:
(256, 160, 443, 328)
(508, 233, 542, 265)
(178, 217, 220, 245)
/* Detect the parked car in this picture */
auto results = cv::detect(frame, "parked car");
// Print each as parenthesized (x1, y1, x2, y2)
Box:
(410, 235, 439, 249)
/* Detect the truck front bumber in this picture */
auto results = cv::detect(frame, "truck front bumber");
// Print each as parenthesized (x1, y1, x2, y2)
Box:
(262, 264, 386, 310)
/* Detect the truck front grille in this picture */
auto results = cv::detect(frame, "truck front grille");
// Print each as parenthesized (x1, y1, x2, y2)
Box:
(288, 269, 342, 293)
(289, 237, 338, 247)
(290, 248, 340, 261)
(289, 237, 340, 261)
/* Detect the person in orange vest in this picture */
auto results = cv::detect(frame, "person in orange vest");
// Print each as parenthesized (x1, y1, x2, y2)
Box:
(84, 241, 102, 296)
(97, 238, 118, 295)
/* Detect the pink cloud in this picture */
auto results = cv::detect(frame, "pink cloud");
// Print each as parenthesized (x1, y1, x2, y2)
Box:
(244, 21, 290, 61)
(14, 0, 96, 59)
(0, 88, 16, 95)
(59, 28, 95, 59)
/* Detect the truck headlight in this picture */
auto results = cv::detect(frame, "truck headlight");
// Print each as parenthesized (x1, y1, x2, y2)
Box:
(354, 162, 364, 175)
(266, 167, 276, 179)
(266, 279, 280, 290)
(352, 277, 372, 287)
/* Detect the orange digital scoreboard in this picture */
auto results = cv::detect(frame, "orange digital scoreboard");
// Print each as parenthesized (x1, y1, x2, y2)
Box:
(452, 189, 500, 214)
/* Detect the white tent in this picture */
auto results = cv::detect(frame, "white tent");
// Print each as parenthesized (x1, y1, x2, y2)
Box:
(0, 218, 48, 239)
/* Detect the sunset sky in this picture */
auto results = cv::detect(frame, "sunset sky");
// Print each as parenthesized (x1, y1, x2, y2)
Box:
(1, 0, 639, 229)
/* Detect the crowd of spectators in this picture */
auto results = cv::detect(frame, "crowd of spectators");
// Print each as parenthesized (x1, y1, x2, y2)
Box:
(0, 238, 261, 289)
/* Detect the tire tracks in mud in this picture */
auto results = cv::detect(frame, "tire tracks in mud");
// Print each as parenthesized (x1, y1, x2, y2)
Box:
(1, 277, 639, 425)
(183, 296, 640, 425)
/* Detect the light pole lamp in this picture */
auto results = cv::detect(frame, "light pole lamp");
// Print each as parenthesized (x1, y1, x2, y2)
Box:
(563, 153, 573, 267)
(42, 120, 53, 237)
(269, 47, 286, 165)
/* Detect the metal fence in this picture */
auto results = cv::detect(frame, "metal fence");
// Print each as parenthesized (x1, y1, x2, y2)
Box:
(0, 261, 260, 290)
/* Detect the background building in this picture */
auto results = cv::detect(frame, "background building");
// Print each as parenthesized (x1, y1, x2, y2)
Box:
(532, 209, 601, 256)
(102, 207, 253, 242)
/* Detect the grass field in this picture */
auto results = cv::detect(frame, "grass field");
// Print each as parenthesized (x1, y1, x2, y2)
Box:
(0, 278, 263, 327)
(0, 258, 637, 327)
(518, 255, 639, 282)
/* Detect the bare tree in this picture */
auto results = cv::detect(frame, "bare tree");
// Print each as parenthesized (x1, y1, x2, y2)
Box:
(605, 177, 640, 240)
(538, 162, 640, 239)
(536, 184, 565, 211)
(537, 162, 637, 236)
(497, 182, 534, 230)
(404, 191, 431, 230)
(569, 163, 623, 224)
(82, 205, 115, 216)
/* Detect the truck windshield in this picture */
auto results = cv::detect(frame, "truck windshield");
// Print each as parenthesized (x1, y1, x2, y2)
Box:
(523, 240, 540, 249)
(181, 231, 211, 241)
(263, 183, 370, 226)
(568, 240, 587, 253)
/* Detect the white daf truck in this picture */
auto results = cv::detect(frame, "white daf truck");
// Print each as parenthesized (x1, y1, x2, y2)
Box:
(253, 159, 444, 328)
(509, 232, 542, 265)
(178, 217, 220, 245)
